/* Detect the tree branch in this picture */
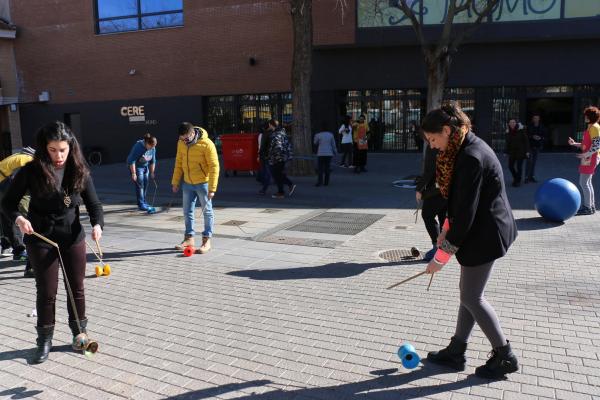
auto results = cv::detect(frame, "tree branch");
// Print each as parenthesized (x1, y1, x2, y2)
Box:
(397, 0, 426, 49)
(438, 0, 470, 57)
(450, 0, 499, 52)
(334, 0, 348, 25)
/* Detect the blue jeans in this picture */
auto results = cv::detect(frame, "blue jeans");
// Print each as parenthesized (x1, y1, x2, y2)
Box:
(182, 182, 214, 238)
(133, 166, 149, 209)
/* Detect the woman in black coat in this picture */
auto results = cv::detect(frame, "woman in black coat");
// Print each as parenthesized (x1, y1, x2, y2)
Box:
(420, 104, 519, 379)
(2, 121, 104, 364)
(505, 118, 530, 187)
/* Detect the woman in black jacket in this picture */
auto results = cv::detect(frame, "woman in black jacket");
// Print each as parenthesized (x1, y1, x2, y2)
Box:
(2, 121, 104, 364)
(505, 118, 530, 187)
(420, 104, 519, 379)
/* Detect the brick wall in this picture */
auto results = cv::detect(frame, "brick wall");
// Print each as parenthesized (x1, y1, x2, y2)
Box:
(9, 0, 356, 105)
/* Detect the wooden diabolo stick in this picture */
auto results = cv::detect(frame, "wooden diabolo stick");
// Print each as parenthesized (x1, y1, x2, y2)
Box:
(85, 240, 104, 265)
(386, 271, 427, 290)
(427, 273, 435, 291)
(94, 238, 103, 258)
(31, 231, 58, 248)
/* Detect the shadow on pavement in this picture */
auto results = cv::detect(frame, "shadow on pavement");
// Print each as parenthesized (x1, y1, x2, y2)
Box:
(163, 380, 272, 400)
(0, 386, 44, 399)
(515, 216, 564, 231)
(85, 248, 178, 263)
(0, 344, 78, 365)
(165, 362, 488, 399)
(227, 259, 424, 280)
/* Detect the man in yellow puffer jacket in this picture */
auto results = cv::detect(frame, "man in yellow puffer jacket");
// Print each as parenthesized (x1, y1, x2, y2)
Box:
(171, 122, 220, 253)
(0, 146, 35, 276)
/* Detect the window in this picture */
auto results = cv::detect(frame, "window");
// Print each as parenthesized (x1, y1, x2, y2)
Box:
(95, 0, 183, 34)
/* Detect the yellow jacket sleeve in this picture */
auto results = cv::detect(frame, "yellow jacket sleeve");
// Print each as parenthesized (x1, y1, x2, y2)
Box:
(0, 154, 33, 183)
(205, 140, 220, 193)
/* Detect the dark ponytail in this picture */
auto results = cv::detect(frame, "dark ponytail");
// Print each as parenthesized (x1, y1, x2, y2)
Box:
(421, 102, 471, 134)
(143, 133, 157, 146)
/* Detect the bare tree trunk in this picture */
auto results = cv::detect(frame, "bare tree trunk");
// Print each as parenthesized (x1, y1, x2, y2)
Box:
(289, 0, 314, 176)
(422, 50, 450, 167)
(425, 51, 450, 112)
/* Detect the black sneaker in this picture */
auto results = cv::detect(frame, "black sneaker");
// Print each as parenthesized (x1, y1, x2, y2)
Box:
(576, 206, 594, 216)
(24, 268, 35, 278)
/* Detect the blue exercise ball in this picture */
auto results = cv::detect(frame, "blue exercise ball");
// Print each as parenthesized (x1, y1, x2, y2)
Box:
(534, 178, 581, 222)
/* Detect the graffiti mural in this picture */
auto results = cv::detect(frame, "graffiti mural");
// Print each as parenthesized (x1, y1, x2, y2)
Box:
(358, 0, 600, 28)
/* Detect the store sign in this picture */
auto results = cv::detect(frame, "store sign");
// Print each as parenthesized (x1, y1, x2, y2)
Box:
(358, 0, 599, 28)
(120, 105, 158, 125)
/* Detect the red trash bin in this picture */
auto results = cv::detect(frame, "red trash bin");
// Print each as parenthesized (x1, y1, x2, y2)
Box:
(219, 133, 260, 173)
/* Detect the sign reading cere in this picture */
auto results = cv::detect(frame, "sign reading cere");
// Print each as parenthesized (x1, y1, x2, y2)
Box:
(119, 105, 158, 125)
(121, 106, 146, 123)
(358, 0, 599, 28)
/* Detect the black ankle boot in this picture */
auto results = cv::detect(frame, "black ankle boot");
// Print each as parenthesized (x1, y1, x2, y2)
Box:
(32, 325, 54, 364)
(475, 340, 519, 379)
(69, 318, 87, 350)
(427, 336, 467, 371)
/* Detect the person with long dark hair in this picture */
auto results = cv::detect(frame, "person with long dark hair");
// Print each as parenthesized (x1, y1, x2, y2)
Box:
(2, 121, 104, 364)
(420, 104, 519, 379)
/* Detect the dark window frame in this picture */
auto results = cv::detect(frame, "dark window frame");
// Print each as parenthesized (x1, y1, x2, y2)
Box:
(94, 0, 183, 34)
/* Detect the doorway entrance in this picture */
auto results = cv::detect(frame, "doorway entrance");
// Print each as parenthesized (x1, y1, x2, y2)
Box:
(526, 97, 573, 151)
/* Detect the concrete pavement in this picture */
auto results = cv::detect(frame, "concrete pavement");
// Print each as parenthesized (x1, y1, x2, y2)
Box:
(0, 152, 598, 400)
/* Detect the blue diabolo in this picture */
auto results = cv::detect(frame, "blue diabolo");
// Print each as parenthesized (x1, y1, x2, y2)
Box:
(397, 343, 420, 369)
(534, 178, 581, 222)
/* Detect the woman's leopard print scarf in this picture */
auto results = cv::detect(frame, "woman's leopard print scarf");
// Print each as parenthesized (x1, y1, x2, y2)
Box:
(436, 129, 467, 199)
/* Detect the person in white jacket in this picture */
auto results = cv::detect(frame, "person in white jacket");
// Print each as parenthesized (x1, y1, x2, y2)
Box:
(338, 115, 353, 167)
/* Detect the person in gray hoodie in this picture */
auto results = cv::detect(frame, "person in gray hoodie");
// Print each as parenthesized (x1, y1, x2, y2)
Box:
(313, 124, 338, 186)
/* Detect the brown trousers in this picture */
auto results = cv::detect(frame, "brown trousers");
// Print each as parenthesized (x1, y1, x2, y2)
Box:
(27, 240, 86, 327)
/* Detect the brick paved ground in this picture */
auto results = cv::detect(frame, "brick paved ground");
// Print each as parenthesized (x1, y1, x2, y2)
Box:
(0, 153, 598, 399)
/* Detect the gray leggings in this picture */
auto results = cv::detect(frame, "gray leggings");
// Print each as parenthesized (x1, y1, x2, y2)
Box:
(454, 261, 507, 348)
(579, 173, 595, 209)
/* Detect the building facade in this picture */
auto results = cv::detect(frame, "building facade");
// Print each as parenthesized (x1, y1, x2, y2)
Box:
(0, 0, 21, 158)
(2, 0, 600, 163)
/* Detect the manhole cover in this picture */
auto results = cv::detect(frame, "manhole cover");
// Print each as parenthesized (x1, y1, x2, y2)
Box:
(379, 248, 422, 262)
(261, 208, 282, 214)
(222, 220, 248, 226)
(287, 212, 384, 235)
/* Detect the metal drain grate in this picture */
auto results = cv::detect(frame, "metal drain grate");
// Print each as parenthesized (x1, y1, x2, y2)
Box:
(260, 208, 282, 214)
(222, 220, 248, 226)
(379, 249, 422, 262)
(286, 212, 384, 235)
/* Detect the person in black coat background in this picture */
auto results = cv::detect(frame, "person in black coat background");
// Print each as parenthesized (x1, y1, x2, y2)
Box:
(525, 113, 547, 183)
(2, 121, 104, 364)
(505, 118, 530, 187)
(415, 143, 447, 261)
(419, 104, 519, 379)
